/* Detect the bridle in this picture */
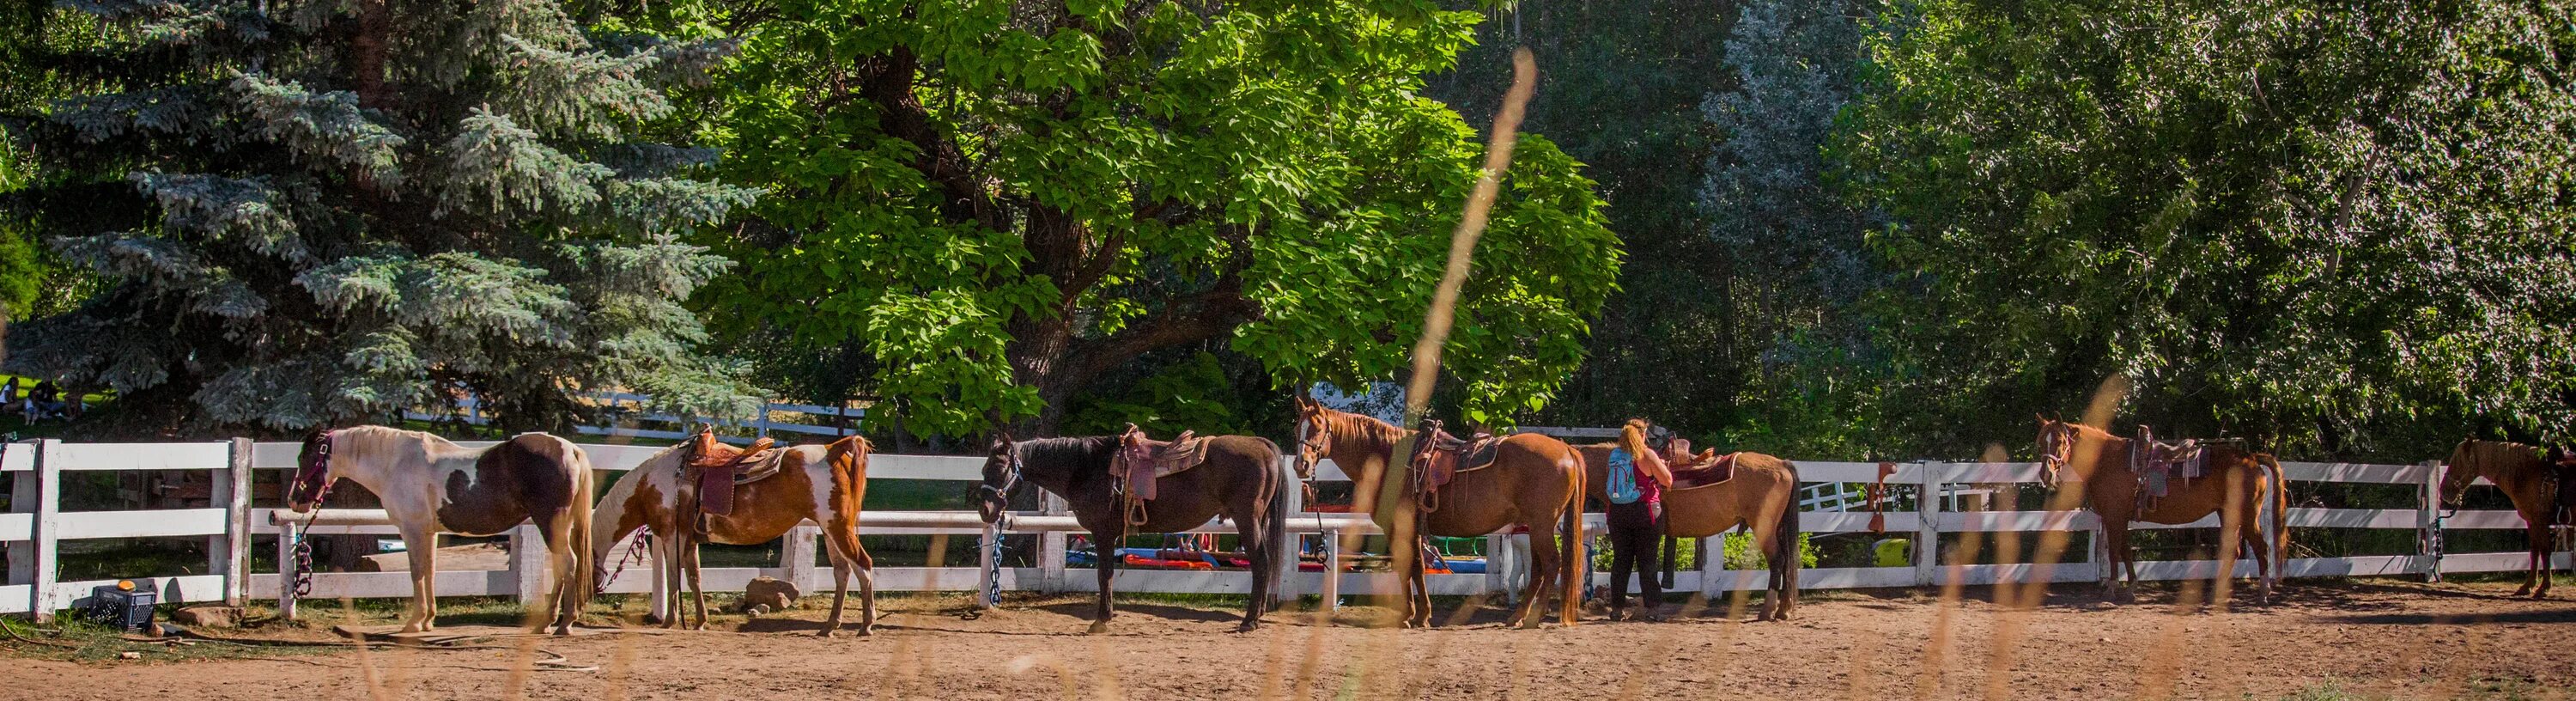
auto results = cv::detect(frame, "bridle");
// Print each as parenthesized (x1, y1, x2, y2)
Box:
(2037, 425, 2072, 490)
(1294, 415, 1329, 479)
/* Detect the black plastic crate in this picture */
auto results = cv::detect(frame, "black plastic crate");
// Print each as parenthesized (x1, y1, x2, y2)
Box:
(82, 582, 155, 632)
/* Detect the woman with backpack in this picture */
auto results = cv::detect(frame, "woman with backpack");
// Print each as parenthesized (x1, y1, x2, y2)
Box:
(1604, 418, 1675, 621)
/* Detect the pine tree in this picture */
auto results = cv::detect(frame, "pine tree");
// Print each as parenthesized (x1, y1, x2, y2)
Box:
(0, 0, 759, 435)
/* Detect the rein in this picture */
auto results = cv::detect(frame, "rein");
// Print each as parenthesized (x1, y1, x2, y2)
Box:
(595, 529, 653, 594)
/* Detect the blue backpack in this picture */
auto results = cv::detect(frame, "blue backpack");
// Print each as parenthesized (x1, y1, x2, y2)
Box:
(1605, 448, 1642, 504)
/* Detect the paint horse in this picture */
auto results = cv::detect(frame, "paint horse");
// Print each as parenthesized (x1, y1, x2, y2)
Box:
(1577, 440, 1803, 620)
(593, 434, 877, 634)
(290, 426, 596, 634)
(1292, 398, 1585, 628)
(2440, 439, 2576, 598)
(2035, 418, 2287, 605)
(977, 427, 1286, 633)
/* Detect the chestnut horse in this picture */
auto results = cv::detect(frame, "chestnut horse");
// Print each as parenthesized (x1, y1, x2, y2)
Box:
(2036, 418, 2287, 605)
(1577, 443, 1803, 620)
(975, 432, 1286, 633)
(290, 426, 595, 634)
(592, 435, 877, 635)
(2440, 439, 2574, 598)
(1291, 399, 1585, 628)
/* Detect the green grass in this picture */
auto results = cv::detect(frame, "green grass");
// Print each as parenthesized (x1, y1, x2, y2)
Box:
(0, 610, 339, 664)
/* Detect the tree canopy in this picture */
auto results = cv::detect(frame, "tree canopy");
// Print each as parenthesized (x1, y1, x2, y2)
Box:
(0, 0, 759, 434)
(684, 0, 1621, 436)
(1836, 0, 2576, 454)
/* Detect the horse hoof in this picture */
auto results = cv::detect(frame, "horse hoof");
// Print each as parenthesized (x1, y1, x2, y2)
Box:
(1234, 621, 1260, 633)
(814, 628, 836, 638)
(1086, 621, 1110, 635)
(854, 626, 873, 637)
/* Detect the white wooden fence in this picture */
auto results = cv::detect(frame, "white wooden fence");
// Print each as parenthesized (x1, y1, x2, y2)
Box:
(1, 439, 2564, 621)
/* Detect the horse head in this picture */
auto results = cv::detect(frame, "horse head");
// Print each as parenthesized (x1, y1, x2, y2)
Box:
(976, 431, 1020, 524)
(2034, 415, 2081, 489)
(289, 428, 339, 511)
(1291, 396, 1331, 479)
(2439, 438, 2489, 515)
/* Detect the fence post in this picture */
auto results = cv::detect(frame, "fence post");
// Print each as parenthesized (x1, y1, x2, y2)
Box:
(276, 516, 300, 620)
(2419, 459, 2443, 583)
(1319, 525, 1341, 613)
(512, 524, 547, 604)
(781, 523, 820, 591)
(1276, 457, 1304, 603)
(5, 440, 39, 618)
(1040, 491, 1070, 593)
(648, 540, 671, 623)
(1913, 460, 1942, 588)
(216, 438, 254, 606)
(28, 440, 62, 621)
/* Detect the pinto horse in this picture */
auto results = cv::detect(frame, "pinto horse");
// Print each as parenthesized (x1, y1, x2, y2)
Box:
(291, 426, 596, 634)
(2035, 418, 2287, 605)
(2441, 439, 2575, 598)
(976, 431, 1286, 633)
(1576, 442, 1803, 620)
(1291, 398, 1585, 628)
(592, 435, 877, 634)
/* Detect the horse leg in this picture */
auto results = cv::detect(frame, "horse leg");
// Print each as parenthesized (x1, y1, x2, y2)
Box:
(2104, 527, 2135, 605)
(542, 521, 580, 635)
(1090, 528, 1117, 635)
(1510, 524, 1550, 628)
(684, 539, 708, 631)
(816, 527, 857, 637)
(1407, 543, 1433, 629)
(1237, 509, 1268, 632)
(400, 527, 439, 633)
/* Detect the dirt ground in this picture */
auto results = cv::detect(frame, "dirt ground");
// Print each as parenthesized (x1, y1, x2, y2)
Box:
(5, 579, 2573, 700)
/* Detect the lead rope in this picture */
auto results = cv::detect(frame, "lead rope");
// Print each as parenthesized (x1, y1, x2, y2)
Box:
(289, 482, 331, 598)
(595, 531, 653, 595)
(962, 519, 1005, 620)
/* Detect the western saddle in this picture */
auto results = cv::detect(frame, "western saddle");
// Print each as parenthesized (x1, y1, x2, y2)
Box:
(1404, 419, 1503, 514)
(683, 432, 790, 531)
(2129, 426, 2228, 510)
(1114, 424, 1214, 527)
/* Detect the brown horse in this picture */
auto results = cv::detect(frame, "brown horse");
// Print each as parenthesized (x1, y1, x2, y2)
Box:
(291, 426, 595, 634)
(1291, 398, 1585, 628)
(592, 435, 878, 635)
(1576, 443, 1803, 620)
(976, 431, 1286, 633)
(2035, 418, 2287, 605)
(2441, 439, 2573, 598)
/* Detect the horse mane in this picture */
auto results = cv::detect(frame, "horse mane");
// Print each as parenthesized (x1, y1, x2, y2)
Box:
(2061, 421, 2127, 445)
(1318, 406, 1407, 447)
(1015, 436, 1121, 475)
(2452, 439, 2543, 479)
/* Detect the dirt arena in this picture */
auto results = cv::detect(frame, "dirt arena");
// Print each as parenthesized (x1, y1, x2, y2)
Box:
(5, 579, 2571, 700)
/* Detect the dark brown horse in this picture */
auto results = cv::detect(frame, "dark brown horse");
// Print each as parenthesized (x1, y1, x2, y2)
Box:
(976, 432, 1286, 633)
(1292, 399, 1585, 628)
(2441, 439, 2574, 598)
(2035, 418, 2287, 605)
(1576, 443, 1803, 620)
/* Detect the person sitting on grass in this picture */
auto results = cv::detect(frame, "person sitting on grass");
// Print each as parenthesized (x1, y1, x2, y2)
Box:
(26, 381, 66, 422)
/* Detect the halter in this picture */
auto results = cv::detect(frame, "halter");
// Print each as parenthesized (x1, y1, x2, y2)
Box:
(980, 444, 1024, 515)
(287, 429, 338, 598)
(2037, 426, 2074, 490)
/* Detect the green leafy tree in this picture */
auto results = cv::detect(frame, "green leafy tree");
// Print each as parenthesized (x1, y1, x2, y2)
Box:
(690, 1, 1621, 436)
(1838, 0, 2576, 455)
(1425, 1, 1741, 437)
(0, 0, 759, 435)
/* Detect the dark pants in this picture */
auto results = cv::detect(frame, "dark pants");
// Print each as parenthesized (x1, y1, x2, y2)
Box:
(1607, 499, 1663, 613)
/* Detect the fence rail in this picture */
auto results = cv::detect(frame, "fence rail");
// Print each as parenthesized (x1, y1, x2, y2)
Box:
(0, 439, 2551, 621)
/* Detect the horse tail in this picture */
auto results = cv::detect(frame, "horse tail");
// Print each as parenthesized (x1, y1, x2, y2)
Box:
(2260, 454, 2288, 581)
(826, 436, 873, 574)
(1266, 447, 1292, 612)
(1558, 446, 1586, 625)
(567, 442, 598, 615)
(1772, 462, 1803, 615)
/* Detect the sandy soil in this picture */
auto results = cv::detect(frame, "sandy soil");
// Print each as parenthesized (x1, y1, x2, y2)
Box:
(6, 579, 2573, 700)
